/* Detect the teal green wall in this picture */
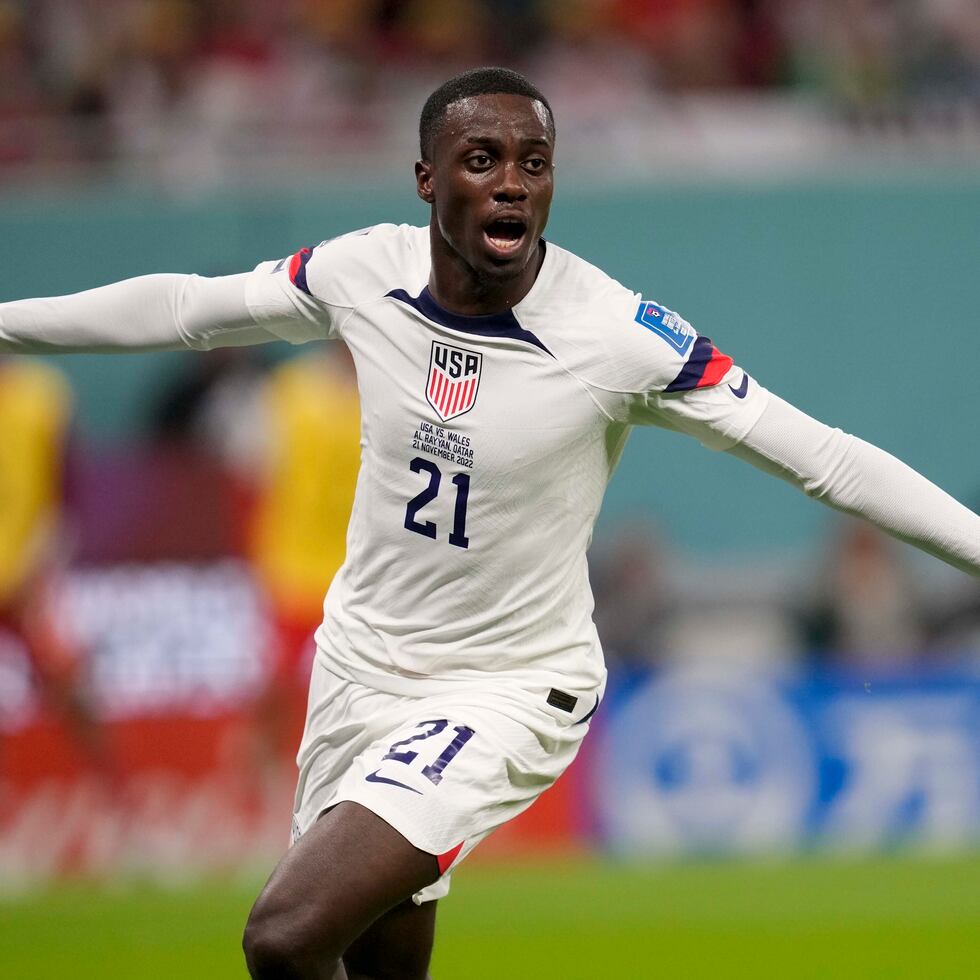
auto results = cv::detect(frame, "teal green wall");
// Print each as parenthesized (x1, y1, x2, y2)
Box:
(2, 176, 978, 554)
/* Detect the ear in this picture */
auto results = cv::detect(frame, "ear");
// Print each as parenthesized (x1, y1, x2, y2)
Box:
(415, 159, 435, 204)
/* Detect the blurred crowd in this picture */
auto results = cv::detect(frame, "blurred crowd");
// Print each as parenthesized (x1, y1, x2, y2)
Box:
(590, 516, 980, 672)
(3, 0, 980, 180)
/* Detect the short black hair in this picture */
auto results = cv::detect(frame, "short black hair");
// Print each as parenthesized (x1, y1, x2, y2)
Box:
(419, 67, 554, 161)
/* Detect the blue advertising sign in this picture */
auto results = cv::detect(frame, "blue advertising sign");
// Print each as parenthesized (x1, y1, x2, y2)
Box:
(593, 665, 980, 854)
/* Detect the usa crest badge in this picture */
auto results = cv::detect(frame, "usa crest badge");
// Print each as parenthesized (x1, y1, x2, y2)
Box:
(426, 341, 482, 422)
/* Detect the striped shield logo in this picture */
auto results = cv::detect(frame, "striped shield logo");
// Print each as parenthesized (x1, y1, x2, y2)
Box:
(426, 341, 482, 422)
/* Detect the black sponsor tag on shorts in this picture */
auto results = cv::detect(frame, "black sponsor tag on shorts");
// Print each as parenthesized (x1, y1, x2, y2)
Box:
(547, 689, 578, 713)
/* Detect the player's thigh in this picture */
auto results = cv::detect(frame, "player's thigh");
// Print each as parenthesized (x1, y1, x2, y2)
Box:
(343, 897, 436, 980)
(244, 801, 439, 975)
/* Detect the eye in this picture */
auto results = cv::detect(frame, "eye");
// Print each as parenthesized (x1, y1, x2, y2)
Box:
(466, 153, 494, 171)
(523, 156, 548, 174)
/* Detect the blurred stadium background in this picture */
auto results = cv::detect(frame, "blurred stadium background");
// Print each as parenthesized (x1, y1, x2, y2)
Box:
(2, 1, 980, 977)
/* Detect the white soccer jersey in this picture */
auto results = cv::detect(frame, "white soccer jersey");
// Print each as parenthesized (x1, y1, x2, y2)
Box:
(245, 223, 768, 697)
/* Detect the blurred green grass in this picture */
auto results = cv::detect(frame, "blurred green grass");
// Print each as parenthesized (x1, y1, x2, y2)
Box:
(2, 853, 978, 979)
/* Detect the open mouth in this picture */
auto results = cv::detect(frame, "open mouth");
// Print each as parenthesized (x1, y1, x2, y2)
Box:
(484, 218, 528, 255)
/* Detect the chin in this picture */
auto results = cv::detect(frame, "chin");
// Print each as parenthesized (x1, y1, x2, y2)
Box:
(478, 242, 536, 278)
(473, 259, 526, 286)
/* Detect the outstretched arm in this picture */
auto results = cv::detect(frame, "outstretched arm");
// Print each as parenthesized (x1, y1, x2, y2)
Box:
(635, 360, 978, 575)
(728, 394, 980, 575)
(598, 293, 978, 574)
(0, 270, 325, 354)
(649, 379, 980, 575)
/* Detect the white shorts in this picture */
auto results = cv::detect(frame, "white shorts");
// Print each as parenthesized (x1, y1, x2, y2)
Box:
(291, 658, 601, 903)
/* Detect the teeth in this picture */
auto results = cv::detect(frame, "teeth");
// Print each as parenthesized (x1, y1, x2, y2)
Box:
(485, 216, 526, 253)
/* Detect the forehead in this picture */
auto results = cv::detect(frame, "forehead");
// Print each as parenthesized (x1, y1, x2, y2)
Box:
(437, 93, 553, 151)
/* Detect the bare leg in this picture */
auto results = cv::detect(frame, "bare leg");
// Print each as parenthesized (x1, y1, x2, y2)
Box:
(243, 802, 439, 980)
(343, 898, 436, 980)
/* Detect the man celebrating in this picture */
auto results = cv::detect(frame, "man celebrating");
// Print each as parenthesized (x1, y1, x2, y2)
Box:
(2, 68, 978, 979)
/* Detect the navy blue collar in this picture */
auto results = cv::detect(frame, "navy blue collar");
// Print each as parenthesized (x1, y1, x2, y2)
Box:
(386, 286, 552, 356)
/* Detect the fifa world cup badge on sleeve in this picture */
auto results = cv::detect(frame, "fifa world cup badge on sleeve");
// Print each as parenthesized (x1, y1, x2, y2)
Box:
(634, 300, 695, 356)
(427, 341, 482, 422)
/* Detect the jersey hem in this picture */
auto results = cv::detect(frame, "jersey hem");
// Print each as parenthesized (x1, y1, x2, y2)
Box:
(312, 633, 607, 710)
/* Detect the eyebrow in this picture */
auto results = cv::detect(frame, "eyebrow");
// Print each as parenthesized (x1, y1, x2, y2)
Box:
(460, 135, 552, 149)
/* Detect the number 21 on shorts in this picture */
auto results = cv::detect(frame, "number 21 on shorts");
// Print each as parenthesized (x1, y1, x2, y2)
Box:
(365, 720, 475, 794)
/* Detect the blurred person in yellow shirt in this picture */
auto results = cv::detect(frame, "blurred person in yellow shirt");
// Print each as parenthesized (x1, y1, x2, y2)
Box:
(0, 357, 104, 765)
(247, 346, 361, 756)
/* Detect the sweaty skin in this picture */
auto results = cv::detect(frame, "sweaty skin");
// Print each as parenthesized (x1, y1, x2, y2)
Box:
(415, 93, 555, 316)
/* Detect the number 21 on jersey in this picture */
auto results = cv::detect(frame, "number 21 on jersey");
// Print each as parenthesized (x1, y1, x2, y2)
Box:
(403, 457, 470, 549)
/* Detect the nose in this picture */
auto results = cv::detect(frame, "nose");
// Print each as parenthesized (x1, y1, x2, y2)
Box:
(492, 161, 527, 203)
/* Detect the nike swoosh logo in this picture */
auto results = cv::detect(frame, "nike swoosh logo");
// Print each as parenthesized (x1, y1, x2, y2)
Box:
(729, 374, 749, 399)
(574, 696, 601, 726)
(365, 770, 423, 794)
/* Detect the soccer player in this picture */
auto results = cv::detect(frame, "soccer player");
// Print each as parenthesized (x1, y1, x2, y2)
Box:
(2, 67, 978, 979)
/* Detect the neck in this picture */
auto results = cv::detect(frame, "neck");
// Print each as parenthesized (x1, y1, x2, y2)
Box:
(427, 230, 544, 316)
